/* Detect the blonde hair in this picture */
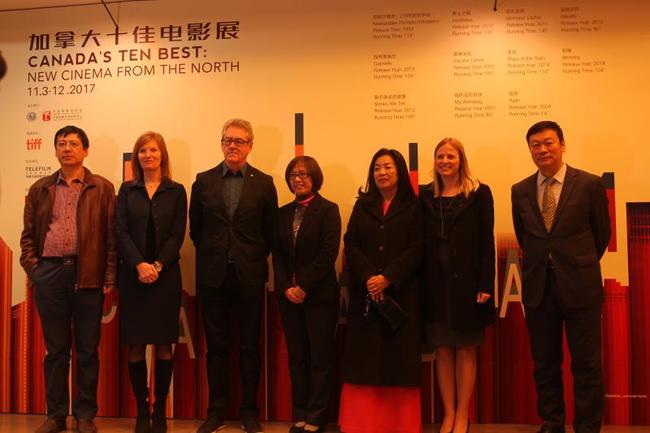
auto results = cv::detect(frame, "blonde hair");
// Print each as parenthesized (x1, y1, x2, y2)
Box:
(432, 137, 479, 198)
(131, 131, 172, 181)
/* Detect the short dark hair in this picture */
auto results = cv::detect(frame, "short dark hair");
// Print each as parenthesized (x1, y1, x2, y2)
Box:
(54, 125, 89, 149)
(526, 120, 564, 144)
(359, 148, 415, 202)
(284, 155, 324, 193)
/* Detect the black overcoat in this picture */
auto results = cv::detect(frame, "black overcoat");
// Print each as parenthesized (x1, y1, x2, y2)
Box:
(116, 178, 187, 344)
(116, 178, 187, 270)
(342, 195, 423, 387)
(421, 183, 496, 331)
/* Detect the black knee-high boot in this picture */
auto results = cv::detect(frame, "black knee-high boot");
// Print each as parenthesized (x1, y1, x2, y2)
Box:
(151, 359, 173, 433)
(128, 360, 151, 433)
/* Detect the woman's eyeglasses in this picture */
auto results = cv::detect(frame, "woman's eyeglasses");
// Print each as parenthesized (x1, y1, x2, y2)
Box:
(289, 171, 310, 180)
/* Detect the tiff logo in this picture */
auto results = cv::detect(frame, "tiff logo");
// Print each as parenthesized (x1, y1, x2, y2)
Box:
(26, 138, 42, 150)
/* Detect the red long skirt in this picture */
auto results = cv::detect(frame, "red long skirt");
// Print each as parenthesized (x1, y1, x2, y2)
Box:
(338, 383, 422, 433)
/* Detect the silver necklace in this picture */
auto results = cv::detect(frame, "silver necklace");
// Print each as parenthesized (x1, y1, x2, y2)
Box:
(439, 194, 457, 235)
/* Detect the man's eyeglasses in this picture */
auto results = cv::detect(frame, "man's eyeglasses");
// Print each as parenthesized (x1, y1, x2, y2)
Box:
(221, 137, 250, 147)
(56, 141, 82, 149)
(289, 171, 310, 180)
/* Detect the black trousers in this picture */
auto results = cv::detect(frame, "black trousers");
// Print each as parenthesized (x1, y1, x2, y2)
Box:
(32, 259, 104, 421)
(525, 266, 603, 433)
(199, 264, 263, 419)
(277, 296, 338, 427)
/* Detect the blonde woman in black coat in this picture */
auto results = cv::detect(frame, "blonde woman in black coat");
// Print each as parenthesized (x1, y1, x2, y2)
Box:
(421, 138, 495, 433)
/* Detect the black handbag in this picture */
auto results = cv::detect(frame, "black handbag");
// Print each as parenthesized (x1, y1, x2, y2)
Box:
(367, 293, 408, 331)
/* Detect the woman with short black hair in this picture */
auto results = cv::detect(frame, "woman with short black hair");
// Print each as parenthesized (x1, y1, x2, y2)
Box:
(273, 156, 341, 433)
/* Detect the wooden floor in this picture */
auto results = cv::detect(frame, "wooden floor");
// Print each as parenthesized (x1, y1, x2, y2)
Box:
(1, 414, 649, 433)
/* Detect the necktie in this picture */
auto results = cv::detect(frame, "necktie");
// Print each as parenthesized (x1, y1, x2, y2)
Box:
(542, 177, 557, 231)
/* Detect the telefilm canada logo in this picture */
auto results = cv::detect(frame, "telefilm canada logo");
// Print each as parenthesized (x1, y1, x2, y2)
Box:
(25, 160, 52, 179)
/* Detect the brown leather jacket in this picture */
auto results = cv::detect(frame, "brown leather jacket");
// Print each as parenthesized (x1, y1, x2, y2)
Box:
(20, 167, 117, 288)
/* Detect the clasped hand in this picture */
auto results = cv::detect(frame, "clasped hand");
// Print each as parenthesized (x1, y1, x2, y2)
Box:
(367, 274, 390, 302)
(285, 286, 306, 304)
(136, 262, 159, 284)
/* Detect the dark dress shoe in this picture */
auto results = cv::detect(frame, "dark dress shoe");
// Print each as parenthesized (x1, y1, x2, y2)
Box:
(197, 416, 226, 433)
(537, 425, 565, 433)
(289, 426, 303, 433)
(134, 413, 150, 433)
(77, 419, 98, 433)
(34, 419, 66, 433)
(151, 414, 167, 433)
(241, 417, 263, 433)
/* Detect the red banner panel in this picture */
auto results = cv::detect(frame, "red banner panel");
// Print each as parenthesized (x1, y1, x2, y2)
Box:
(602, 278, 631, 424)
(97, 289, 120, 416)
(10, 302, 28, 414)
(173, 291, 198, 419)
(0, 238, 12, 413)
(627, 203, 650, 424)
(495, 236, 539, 424)
(477, 325, 497, 423)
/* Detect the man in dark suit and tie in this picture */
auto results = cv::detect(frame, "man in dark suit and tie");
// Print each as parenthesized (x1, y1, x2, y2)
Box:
(190, 118, 278, 433)
(511, 121, 610, 433)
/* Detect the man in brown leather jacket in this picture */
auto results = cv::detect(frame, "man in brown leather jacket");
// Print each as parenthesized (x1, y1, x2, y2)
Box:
(20, 125, 116, 433)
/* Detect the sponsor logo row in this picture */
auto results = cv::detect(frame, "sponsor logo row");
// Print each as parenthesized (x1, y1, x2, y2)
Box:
(27, 108, 83, 122)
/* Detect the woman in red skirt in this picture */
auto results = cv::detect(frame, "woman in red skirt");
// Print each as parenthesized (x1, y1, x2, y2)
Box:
(339, 148, 423, 433)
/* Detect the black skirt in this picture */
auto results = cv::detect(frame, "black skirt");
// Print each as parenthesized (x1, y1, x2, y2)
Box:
(118, 261, 182, 345)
